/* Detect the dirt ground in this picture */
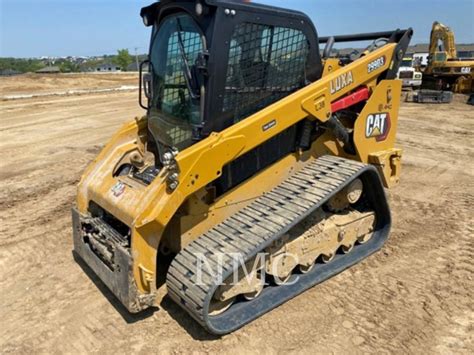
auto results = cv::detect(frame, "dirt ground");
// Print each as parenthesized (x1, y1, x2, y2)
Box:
(1, 74, 473, 354)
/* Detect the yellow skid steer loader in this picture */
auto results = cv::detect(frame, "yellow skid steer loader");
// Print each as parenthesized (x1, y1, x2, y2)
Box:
(72, 0, 412, 334)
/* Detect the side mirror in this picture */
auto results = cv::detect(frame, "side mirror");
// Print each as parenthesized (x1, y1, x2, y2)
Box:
(143, 73, 152, 99)
(139, 60, 152, 110)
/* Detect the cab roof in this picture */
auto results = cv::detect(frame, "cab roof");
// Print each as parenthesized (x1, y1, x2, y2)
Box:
(141, 0, 314, 27)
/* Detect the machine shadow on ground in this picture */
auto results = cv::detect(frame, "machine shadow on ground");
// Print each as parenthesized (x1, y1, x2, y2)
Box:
(73, 250, 220, 340)
(72, 251, 158, 324)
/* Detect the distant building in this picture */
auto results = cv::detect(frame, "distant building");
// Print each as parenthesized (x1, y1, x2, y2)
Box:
(456, 44, 474, 58)
(127, 62, 149, 72)
(406, 44, 430, 56)
(323, 43, 473, 66)
(93, 63, 121, 72)
(36, 66, 61, 74)
(0, 69, 21, 76)
(406, 43, 474, 66)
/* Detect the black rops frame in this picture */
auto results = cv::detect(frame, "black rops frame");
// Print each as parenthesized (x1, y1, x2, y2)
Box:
(319, 28, 414, 80)
(140, 0, 323, 140)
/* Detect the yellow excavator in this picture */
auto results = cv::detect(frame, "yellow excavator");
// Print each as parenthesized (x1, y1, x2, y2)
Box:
(423, 21, 474, 93)
(72, 0, 412, 334)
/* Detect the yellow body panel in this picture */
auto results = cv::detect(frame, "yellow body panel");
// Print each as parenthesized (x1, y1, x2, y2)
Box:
(76, 43, 403, 294)
(353, 80, 401, 162)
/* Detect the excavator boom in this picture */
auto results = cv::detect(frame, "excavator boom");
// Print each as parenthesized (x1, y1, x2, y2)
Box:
(429, 21, 457, 60)
(423, 21, 474, 92)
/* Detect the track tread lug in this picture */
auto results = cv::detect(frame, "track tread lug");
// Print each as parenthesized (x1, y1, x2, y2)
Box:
(165, 155, 389, 334)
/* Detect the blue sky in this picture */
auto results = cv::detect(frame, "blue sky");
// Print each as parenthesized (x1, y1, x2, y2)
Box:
(1, 0, 473, 58)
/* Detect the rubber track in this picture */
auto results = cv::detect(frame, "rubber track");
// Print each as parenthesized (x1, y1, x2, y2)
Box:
(166, 156, 391, 334)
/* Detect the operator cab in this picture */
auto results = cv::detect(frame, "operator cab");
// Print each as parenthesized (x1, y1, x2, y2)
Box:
(140, 0, 323, 165)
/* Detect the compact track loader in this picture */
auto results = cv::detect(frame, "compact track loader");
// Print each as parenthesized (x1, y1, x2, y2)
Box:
(73, 0, 412, 334)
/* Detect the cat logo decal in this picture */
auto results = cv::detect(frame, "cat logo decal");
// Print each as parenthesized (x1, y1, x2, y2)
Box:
(366, 113, 391, 141)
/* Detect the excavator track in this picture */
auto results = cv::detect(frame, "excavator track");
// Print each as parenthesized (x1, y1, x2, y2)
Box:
(166, 156, 391, 334)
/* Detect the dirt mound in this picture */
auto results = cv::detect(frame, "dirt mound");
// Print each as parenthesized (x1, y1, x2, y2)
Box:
(0, 72, 138, 96)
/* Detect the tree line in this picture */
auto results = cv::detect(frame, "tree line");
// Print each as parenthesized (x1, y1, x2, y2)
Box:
(0, 49, 140, 74)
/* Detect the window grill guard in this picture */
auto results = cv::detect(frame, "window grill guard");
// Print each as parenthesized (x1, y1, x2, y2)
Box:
(149, 14, 203, 151)
(163, 30, 202, 117)
(223, 22, 310, 123)
(159, 28, 199, 149)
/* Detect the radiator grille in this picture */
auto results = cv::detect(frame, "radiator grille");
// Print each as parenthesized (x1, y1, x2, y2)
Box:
(399, 71, 414, 79)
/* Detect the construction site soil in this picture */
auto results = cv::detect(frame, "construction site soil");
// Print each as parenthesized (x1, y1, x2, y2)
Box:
(1, 74, 473, 354)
